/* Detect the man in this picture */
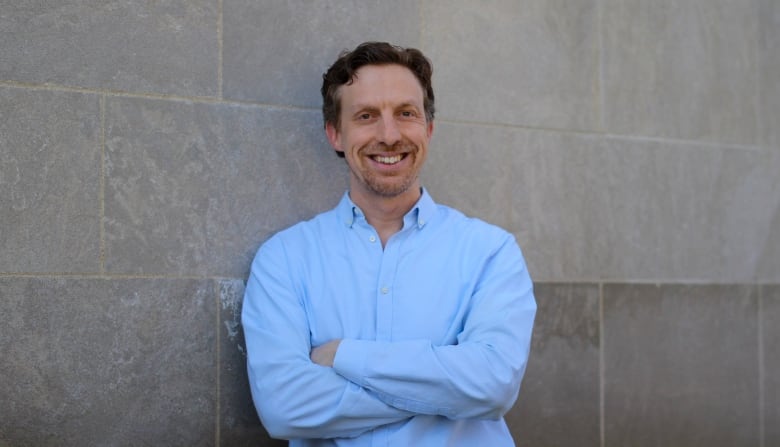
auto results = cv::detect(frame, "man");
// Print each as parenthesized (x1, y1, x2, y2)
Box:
(242, 42, 536, 446)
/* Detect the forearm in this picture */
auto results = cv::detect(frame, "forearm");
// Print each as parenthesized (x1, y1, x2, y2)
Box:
(332, 311, 534, 420)
(243, 239, 413, 440)
(331, 237, 536, 419)
(246, 346, 413, 439)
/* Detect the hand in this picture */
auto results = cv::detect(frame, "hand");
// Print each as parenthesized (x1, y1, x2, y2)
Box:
(310, 339, 341, 367)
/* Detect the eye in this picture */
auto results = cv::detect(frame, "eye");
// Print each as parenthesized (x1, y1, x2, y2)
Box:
(400, 110, 416, 118)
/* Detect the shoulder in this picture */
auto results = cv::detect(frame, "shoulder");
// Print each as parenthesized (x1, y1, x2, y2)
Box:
(255, 206, 339, 259)
(434, 203, 515, 246)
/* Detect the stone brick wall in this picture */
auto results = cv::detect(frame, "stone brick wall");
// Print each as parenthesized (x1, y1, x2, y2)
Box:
(1, 1, 778, 446)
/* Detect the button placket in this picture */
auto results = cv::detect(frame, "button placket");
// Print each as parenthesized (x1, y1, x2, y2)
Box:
(375, 235, 402, 341)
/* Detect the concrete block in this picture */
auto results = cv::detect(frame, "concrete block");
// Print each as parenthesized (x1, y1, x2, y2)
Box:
(426, 122, 780, 281)
(423, 0, 600, 131)
(603, 284, 759, 447)
(506, 283, 600, 447)
(0, 87, 100, 273)
(0, 1, 218, 96)
(104, 96, 347, 276)
(218, 279, 286, 446)
(0, 277, 217, 446)
(764, 285, 780, 445)
(757, 205, 780, 281)
(602, 0, 759, 144)
(223, 0, 419, 107)
(759, 0, 780, 147)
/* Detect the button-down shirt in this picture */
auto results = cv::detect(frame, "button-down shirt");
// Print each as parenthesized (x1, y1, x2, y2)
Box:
(242, 189, 536, 446)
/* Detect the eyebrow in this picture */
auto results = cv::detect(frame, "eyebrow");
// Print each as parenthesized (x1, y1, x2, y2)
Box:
(349, 100, 422, 112)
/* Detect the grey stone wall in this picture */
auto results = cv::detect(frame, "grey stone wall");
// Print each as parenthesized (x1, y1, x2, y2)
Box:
(1, 1, 777, 446)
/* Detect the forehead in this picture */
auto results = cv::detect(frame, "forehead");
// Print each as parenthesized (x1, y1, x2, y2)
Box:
(338, 64, 425, 109)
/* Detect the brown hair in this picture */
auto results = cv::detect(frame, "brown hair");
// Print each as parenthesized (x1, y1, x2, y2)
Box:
(321, 41, 435, 133)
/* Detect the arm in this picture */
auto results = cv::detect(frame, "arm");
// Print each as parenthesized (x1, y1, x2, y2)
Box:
(331, 235, 536, 420)
(242, 237, 413, 440)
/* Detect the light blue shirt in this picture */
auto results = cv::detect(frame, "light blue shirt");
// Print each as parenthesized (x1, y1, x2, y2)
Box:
(242, 189, 536, 446)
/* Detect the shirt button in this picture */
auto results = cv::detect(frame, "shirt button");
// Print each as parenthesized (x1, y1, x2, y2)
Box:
(369, 235, 377, 243)
(380, 287, 389, 295)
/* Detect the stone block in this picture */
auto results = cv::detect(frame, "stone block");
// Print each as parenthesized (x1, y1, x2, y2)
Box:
(506, 283, 600, 447)
(602, 0, 759, 144)
(0, 87, 100, 273)
(759, 0, 780, 147)
(223, 0, 419, 107)
(103, 96, 347, 276)
(422, 122, 516, 232)
(603, 284, 759, 446)
(218, 279, 286, 446)
(0, 277, 217, 446)
(426, 122, 780, 281)
(757, 207, 780, 282)
(423, 0, 600, 131)
(0, 1, 218, 96)
(764, 285, 780, 445)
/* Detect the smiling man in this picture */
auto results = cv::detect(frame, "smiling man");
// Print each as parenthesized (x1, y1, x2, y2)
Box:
(241, 42, 536, 446)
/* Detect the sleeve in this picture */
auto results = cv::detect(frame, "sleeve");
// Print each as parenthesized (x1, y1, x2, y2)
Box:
(241, 236, 413, 440)
(332, 234, 537, 420)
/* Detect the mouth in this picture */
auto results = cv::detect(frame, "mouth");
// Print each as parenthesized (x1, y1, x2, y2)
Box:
(370, 153, 407, 165)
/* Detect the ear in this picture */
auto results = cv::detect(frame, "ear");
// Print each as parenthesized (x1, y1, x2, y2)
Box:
(426, 120, 434, 139)
(325, 122, 344, 155)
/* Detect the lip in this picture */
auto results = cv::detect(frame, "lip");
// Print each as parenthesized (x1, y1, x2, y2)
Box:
(365, 152, 411, 172)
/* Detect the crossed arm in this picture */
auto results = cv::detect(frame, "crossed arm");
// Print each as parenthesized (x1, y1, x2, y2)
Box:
(242, 235, 536, 440)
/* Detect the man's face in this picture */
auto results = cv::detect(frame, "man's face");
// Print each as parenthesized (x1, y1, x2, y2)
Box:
(326, 64, 433, 200)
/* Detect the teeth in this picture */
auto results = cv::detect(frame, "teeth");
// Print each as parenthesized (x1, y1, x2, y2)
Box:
(373, 154, 403, 164)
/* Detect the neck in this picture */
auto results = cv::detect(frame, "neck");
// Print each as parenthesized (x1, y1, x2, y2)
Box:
(350, 183, 421, 247)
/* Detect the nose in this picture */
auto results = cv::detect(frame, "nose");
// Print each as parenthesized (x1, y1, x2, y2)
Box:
(378, 114, 402, 146)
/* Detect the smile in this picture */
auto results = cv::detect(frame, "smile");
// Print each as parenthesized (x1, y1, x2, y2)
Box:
(371, 154, 405, 165)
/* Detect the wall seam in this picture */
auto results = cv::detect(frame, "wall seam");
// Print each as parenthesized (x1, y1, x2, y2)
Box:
(215, 278, 222, 447)
(0, 272, 243, 281)
(599, 281, 605, 447)
(753, 0, 763, 148)
(217, 0, 224, 100)
(759, 283, 765, 447)
(99, 93, 106, 274)
(0, 79, 769, 153)
(0, 80, 300, 110)
(439, 118, 766, 152)
(418, 0, 424, 48)
(596, 0, 605, 133)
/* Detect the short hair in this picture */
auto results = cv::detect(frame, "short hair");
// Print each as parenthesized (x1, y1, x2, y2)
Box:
(321, 41, 435, 133)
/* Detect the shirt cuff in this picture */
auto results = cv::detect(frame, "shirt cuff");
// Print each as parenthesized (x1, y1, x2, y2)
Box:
(333, 338, 372, 386)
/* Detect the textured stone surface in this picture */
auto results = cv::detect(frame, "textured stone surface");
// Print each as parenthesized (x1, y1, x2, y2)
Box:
(218, 279, 286, 446)
(602, 0, 759, 144)
(757, 206, 780, 281)
(222, 0, 419, 106)
(0, 1, 218, 96)
(0, 87, 101, 273)
(104, 96, 347, 276)
(506, 283, 600, 447)
(1, 1, 776, 445)
(765, 285, 780, 445)
(759, 0, 780, 147)
(0, 277, 217, 446)
(603, 284, 759, 446)
(425, 122, 780, 282)
(423, 0, 599, 131)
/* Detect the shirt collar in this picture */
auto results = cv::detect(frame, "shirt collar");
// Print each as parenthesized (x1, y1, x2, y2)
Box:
(337, 187, 437, 230)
